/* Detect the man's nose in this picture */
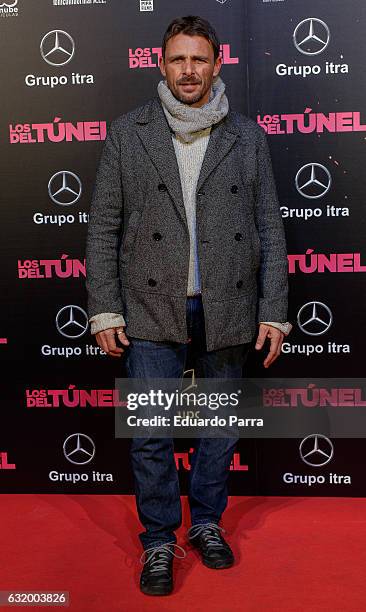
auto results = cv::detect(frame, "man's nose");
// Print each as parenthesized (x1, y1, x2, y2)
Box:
(182, 60, 194, 75)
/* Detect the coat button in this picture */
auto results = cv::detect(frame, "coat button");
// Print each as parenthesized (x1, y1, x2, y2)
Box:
(158, 183, 167, 192)
(152, 232, 162, 241)
(231, 185, 238, 194)
(234, 232, 243, 241)
(236, 280, 243, 288)
(148, 278, 157, 287)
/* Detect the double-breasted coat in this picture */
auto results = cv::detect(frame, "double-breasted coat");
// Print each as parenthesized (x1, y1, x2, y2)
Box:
(85, 97, 288, 352)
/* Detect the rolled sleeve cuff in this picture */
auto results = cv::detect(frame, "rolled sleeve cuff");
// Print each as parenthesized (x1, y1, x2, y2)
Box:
(89, 312, 126, 335)
(260, 321, 292, 336)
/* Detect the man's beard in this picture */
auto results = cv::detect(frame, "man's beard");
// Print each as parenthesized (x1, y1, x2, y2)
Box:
(169, 78, 209, 106)
(174, 90, 204, 105)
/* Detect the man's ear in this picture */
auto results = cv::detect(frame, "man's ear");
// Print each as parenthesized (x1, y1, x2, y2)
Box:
(213, 55, 222, 78)
(159, 56, 166, 78)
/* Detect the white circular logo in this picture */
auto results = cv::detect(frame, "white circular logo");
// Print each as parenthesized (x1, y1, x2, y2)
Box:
(295, 163, 332, 199)
(293, 18, 330, 56)
(55, 305, 88, 339)
(63, 433, 95, 465)
(299, 434, 334, 467)
(297, 301, 333, 336)
(48, 171, 82, 206)
(40, 30, 75, 67)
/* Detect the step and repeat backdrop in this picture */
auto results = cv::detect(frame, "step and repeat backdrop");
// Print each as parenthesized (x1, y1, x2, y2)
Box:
(1, 0, 366, 496)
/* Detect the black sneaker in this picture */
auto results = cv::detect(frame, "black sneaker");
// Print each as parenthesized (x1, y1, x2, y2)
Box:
(139, 542, 186, 596)
(187, 523, 234, 569)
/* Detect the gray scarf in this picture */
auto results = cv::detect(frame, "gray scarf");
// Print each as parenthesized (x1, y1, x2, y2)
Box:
(157, 75, 229, 143)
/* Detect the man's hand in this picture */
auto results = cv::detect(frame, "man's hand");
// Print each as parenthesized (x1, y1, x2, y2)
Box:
(95, 326, 130, 358)
(255, 323, 284, 368)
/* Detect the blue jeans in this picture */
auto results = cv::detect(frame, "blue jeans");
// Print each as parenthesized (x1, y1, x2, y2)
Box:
(124, 295, 251, 550)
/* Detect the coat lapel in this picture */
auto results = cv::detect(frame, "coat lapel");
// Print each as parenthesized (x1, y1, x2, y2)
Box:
(196, 114, 239, 193)
(135, 99, 187, 225)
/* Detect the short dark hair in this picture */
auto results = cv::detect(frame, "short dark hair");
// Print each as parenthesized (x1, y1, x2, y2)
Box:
(162, 15, 220, 61)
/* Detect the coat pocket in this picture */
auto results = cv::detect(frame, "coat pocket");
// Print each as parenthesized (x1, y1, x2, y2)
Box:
(251, 227, 261, 269)
(119, 210, 141, 264)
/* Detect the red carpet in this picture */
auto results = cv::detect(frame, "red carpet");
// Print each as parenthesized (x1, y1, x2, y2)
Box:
(1, 495, 365, 611)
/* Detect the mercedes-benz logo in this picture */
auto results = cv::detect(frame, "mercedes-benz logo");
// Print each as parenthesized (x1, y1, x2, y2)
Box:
(295, 163, 332, 199)
(297, 301, 333, 336)
(299, 434, 334, 467)
(40, 30, 75, 67)
(63, 433, 95, 465)
(56, 305, 88, 339)
(48, 171, 82, 206)
(293, 18, 330, 56)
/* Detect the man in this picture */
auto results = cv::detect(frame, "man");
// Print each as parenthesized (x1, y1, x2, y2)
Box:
(86, 15, 291, 596)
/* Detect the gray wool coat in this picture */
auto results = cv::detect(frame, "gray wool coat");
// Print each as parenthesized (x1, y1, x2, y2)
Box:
(85, 97, 288, 352)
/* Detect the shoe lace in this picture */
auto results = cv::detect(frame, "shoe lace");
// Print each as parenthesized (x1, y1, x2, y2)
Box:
(187, 523, 226, 549)
(140, 541, 186, 573)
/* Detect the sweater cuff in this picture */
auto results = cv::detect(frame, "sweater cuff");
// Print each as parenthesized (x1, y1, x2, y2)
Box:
(260, 322, 292, 336)
(89, 312, 126, 335)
